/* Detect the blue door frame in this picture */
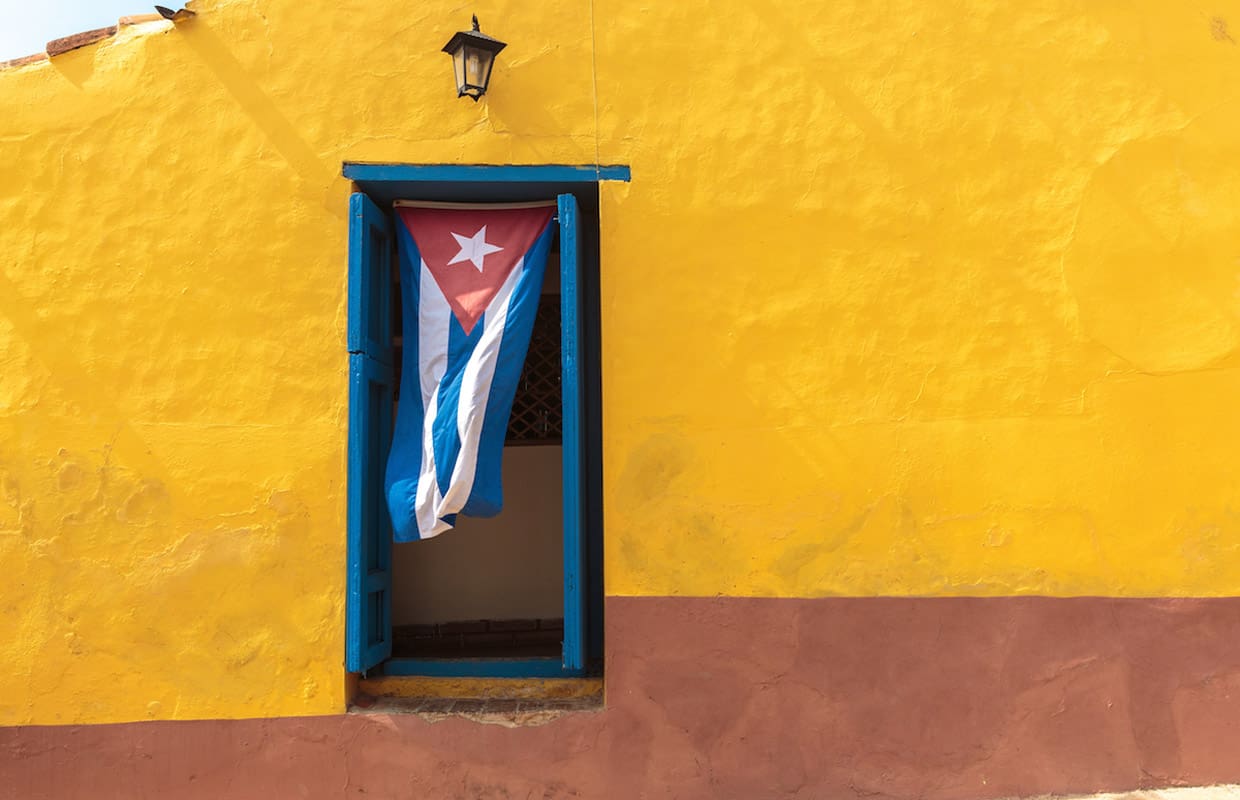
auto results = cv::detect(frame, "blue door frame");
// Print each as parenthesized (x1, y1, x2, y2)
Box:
(344, 163, 628, 678)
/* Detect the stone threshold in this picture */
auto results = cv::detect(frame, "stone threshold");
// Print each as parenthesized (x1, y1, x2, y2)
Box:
(350, 675, 603, 726)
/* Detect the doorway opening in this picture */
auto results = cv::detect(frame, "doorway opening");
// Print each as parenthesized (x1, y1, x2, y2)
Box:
(344, 163, 628, 679)
(390, 258, 565, 662)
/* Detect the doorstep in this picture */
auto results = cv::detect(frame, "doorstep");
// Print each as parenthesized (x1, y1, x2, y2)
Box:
(350, 675, 603, 726)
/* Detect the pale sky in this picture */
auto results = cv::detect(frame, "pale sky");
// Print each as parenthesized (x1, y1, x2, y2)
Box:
(0, 0, 148, 61)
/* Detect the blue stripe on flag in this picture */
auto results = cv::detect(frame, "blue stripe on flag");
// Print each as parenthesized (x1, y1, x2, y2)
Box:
(461, 223, 555, 517)
(431, 314, 479, 498)
(386, 221, 427, 542)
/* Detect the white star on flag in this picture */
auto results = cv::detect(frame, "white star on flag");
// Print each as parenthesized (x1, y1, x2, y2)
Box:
(448, 226, 504, 272)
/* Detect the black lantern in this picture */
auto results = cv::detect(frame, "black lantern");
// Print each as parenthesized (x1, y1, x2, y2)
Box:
(442, 15, 507, 101)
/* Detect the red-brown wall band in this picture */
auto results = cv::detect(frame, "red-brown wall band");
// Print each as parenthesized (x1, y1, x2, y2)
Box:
(5, 596, 1240, 800)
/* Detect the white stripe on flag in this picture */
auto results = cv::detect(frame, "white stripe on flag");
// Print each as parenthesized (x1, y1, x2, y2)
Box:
(415, 260, 452, 539)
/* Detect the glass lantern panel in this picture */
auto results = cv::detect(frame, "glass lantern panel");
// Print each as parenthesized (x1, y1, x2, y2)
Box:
(464, 45, 491, 88)
(451, 49, 466, 95)
(479, 52, 495, 93)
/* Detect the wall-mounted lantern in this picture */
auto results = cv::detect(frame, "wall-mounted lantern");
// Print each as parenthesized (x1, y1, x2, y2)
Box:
(442, 15, 507, 101)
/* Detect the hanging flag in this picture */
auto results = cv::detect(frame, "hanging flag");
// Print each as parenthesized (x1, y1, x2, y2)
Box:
(386, 202, 556, 542)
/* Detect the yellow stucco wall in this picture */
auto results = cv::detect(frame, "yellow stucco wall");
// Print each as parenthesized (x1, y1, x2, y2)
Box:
(1, 0, 1239, 724)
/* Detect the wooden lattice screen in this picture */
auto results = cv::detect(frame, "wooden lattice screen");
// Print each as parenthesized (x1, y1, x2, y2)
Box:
(506, 294, 563, 445)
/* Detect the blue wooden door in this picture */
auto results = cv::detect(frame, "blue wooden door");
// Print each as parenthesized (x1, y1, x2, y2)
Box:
(346, 192, 395, 673)
(558, 193, 586, 674)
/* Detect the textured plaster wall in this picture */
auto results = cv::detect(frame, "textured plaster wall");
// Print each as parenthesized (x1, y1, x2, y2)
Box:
(594, 1, 1240, 597)
(0, 0, 595, 725)
(1, 0, 1239, 725)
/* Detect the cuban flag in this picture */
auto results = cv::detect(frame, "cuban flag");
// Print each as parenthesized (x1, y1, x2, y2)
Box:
(386, 202, 556, 542)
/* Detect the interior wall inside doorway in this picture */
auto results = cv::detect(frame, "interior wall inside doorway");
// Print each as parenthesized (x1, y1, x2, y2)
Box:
(390, 445, 564, 625)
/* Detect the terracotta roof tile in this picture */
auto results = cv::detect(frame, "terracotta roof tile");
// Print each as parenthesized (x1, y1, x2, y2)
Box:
(46, 25, 118, 58)
(4, 9, 184, 71)
(0, 52, 49, 70)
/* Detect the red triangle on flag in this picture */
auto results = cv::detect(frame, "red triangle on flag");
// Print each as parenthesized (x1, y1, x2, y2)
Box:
(397, 205, 554, 335)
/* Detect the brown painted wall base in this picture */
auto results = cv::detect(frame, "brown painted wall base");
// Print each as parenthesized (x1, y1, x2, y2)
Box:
(5, 596, 1240, 799)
